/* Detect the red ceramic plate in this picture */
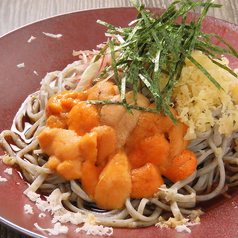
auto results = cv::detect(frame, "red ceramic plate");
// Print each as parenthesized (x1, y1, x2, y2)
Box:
(1, 7, 238, 238)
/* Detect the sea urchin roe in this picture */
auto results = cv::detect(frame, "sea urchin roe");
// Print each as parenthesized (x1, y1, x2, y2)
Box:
(125, 103, 176, 152)
(161, 150, 197, 183)
(94, 149, 132, 210)
(46, 90, 88, 117)
(131, 163, 164, 199)
(128, 133, 170, 169)
(45, 91, 88, 129)
(38, 128, 83, 180)
(68, 102, 100, 136)
(38, 80, 197, 210)
(91, 125, 117, 167)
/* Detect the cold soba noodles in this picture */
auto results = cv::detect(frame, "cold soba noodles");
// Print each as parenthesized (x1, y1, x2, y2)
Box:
(1, 0, 238, 235)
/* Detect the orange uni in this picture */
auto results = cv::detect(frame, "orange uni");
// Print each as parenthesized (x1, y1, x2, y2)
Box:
(68, 101, 100, 136)
(46, 90, 87, 117)
(161, 149, 197, 183)
(38, 81, 198, 210)
(94, 150, 132, 210)
(128, 133, 170, 168)
(131, 163, 164, 199)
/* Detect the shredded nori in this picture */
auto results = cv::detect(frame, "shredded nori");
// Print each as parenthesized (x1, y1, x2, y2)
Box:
(87, 0, 238, 123)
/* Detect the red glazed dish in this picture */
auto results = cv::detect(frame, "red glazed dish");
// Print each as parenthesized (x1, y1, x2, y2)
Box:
(0, 7, 238, 238)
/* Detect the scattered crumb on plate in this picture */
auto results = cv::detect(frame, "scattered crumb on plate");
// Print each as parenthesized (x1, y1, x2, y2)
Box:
(4, 168, 12, 175)
(24, 204, 34, 215)
(0, 176, 7, 182)
(27, 36, 36, 43)
(42, 32, 63, 39)
(34, 222, 68, 236)
(17, 63, 25, 68)
(39, 213, 46, 218)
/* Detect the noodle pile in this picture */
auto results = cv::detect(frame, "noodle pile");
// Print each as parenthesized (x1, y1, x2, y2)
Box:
(1, 48, 238, 232)
(1, 1, 238, 234)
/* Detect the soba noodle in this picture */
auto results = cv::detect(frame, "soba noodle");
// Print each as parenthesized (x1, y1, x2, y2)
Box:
(1, 1, 238, 234)
(1, 51, 238, 232)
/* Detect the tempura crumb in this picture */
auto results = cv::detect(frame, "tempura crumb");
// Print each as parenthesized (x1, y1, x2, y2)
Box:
(24, 204, 34, 214)
(0, 176, 7, 182)
(75, 222, 113, 236)
(175, 225, 191, 233)
(156, 216, 200, 233)
(17, 63, 25, 68)
(42, 32, 63, 39)
(39, 213, 46, 218)
(34, 222, 68, 236)
(87, 213, 98, 225)
(4, 168, 12, 175)
(1, 155, 16, 165)
(27, 36, 36, 43)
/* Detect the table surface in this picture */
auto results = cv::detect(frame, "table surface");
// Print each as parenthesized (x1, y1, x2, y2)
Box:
(0, 0, 237, 237)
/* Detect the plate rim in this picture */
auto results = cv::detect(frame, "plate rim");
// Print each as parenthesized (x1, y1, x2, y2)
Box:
(0, 6, 238, 238)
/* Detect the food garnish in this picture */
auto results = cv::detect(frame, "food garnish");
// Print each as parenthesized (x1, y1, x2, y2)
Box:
(87, 0, 238, 123)
(1, 0, 238, 236)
